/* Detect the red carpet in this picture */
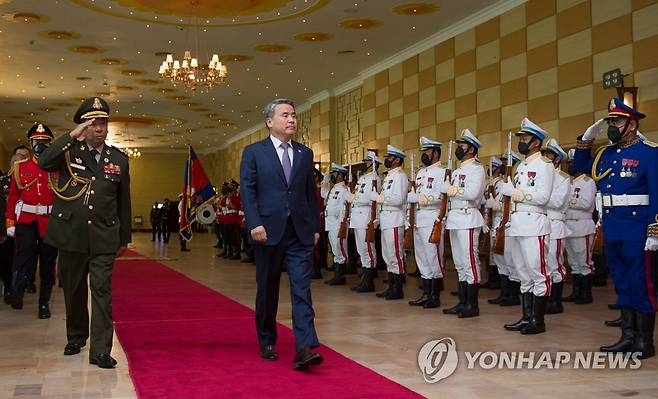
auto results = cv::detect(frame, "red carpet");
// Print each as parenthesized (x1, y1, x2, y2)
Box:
(112, 254, 424, 399)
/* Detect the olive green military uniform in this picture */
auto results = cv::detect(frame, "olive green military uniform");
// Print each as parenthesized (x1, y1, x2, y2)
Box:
(38, 105, 131, 360)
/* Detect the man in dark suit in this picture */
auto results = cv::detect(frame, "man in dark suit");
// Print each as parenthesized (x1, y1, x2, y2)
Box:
(240, 99, 323, 370)
(39, 97, 131, 369)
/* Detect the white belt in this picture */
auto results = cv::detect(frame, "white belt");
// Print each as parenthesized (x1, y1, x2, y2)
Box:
(601, 194, 649, 208)
(20, 204, 52, 215)
(548, 210, 566, 221)
(566, 210, 592, 220)
(512, 203, 546, 215)
(448, 204, 477, 211)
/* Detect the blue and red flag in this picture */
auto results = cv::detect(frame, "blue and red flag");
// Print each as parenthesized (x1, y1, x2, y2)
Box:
(179, 146, 216, 240)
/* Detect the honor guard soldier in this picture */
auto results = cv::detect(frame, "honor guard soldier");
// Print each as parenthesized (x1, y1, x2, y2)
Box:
(321, 163, 349, 285)
(4, 123, 58, 318)
(541, 139, 572, 315)
(371, 145, 408, 300)
(228, 179, 243, 260)
(574, 98, 657, 359)
(487, 151, 523, 306)
(501, 118, 554, 334)
(564, 149, 597, 306)
(39, 97, 132, 368)
(346, 152, 381, 293)
(441, 129, 485, 318)
(407, 137, 446, 308)
(481, 156, 502, 290)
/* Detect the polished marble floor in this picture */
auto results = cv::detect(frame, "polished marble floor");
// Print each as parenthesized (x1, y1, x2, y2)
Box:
(1, 232, 656, 398)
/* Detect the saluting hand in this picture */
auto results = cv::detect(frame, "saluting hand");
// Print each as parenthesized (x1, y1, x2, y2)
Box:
(69, 119, 95, 140)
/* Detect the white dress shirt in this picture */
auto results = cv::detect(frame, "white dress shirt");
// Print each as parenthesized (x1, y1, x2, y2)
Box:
(270, 135, 294, 167)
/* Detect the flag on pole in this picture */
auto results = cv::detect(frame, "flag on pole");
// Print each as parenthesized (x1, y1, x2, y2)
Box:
(179, 146, 216, 240)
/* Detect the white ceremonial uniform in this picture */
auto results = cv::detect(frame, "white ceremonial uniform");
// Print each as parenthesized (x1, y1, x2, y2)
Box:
(546, 168, 572, 283)
(349, 172, 381, 269)
(565, 175, 597, 276)
(505, 152, 555, 296)
(379, 167, 409, 275)
(322, 181, 349, 264)
(412, 162, 447, 279)
(446, 158, 485, 284)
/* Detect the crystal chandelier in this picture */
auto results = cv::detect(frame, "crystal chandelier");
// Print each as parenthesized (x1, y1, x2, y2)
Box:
(158, 1, 228, 92)
(124, 147, 142, 159)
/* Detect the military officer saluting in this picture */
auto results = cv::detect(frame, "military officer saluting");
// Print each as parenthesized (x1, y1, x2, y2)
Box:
(407, 137, 446, 309)
(574, 98, 657, 359)
(5, 123, 58, 318)
(541, 139, 572, 315)
(371, 145, 408, 300)
(501, 118, 554, 335)
(442, 129, 485, 318)
(39, 97, 132, 368)
(346, 152, 381, 293)
(322, 163, 350, 286)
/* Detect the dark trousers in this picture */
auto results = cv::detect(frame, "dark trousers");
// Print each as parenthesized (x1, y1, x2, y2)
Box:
(151, 223, 162, 241)
(60, 250, 116, 358)
(161, 221, 170, 242)
(0, 237, 15, 294)
(240, 225, 253, 260)
(605, 240, 657, 313)
(214, 223, 222, 245)
(254, 218, 319, 351)
(12, 222, 57, 305)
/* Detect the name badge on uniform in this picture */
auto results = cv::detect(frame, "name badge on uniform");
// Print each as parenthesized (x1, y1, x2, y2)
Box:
(70, 163, 86, 171)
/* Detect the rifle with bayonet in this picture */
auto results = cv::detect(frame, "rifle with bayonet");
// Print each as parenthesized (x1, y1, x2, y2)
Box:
(338, 161, 354, 239)
(404, 154, 416, 250)
(365, 164, 378, 243)
(493, 132, 513, 256)
(429, 140, 452, 244)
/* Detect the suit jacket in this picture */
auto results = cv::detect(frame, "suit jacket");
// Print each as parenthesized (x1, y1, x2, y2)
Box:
(240, 137, 319, 246)
(38, 134, 132, 254)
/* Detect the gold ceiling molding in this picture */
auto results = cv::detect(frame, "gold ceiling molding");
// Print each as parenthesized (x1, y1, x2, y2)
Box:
(135, 79, 160, 85)
(293, 32, 334, 42)
(150, 87, 177, 93)
(121, 69, 147, 76)
(218, 54, 252, 62)
(69, 45, 106, 54)
(109, 0, 291, 18)
(39, 30, 81, 40)
(2, 12, 49, 24)
(69, 0, 329, 28)
(254, 44, 291, 53)
(339, 18, 382, 29)
(392, 3, 439, 15)
(166, 95, 191, 101)
(94, 58, 128, 65)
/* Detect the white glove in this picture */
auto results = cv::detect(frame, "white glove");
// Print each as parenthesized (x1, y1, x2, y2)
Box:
(438, 181, 450, 194)
(368, 189, 379, 202)
(418, 194, 430, 206)
(6, 226, 15, 237)
(407, 191, 418, 203)
(484, 194, 495, 209)
(322, 173, 330, 184)
(645, 237, 658, 251)
(481, 224, 490, 234)
(501, 178, 514, 197)
(582, 119, 606, 141)
(345, 192, 356, 203)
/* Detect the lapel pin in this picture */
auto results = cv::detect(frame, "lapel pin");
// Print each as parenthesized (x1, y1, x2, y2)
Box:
(104, 158, 109, 163)
(106, 149, 111, 155)
(75, 157, 82, 164)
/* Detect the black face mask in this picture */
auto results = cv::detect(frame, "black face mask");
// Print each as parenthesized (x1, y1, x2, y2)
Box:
(361, 163, 370, 173)
(455, 147, 466, 161)
(421, 152, 432, 166)
(607, 119, 631, 144)
(518, 141, 531, 155)
(32, 142, 49, 157)
(384, 158, 394, 169)
(330, 175, 338, 184)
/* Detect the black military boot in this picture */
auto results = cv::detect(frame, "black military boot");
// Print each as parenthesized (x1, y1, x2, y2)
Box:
(600, 309, 635, 353)
(443, 281, 467, 315)
(386, 273, 404, 300)
(230, 246, 241, 260)
(38, 303, 51, 319)
(351, 268, 364, 291)
(458, 284, 480, 318)
(631, 312, 655, 359)
(500, 280, 520, 306)
(325, 263, 346, 286)
(605, 312, 622, 327)
(488, 274, 509, 304)
(562, 274, 582, 302)
(545, 281, 564, 314)
(521, 295, 547, 334)
(480, 266, 500, 290)
(504, 292, 533, 331)
(376, 272, 393, 298)
(574, 274, 593, 304)
(423, 278, 441, 309)
(355, 268, 375, 293)
(7, 272, 26, 310)
(409, 278, 431, 306)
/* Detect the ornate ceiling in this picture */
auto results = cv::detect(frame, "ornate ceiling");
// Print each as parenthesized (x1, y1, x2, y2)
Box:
(0, 0, 497, 152)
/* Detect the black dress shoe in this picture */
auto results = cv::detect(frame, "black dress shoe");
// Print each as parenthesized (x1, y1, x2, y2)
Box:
(90, 353, 117, 368)
(293, 347, 323, 370)
(260, 345, 278, 361)
(26, 283, 37, 293)
(38, 304, 51, 319)
(64, 340, 86, 356)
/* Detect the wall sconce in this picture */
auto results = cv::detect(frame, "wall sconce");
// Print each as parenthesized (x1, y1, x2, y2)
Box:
(602, 68, 638, 108)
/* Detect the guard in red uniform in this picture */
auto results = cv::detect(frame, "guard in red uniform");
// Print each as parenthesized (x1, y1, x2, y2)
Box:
(5, 123, 58, 318)
(226, 180, 243, 260)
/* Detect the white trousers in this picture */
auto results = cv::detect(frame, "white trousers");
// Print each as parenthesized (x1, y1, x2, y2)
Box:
(547, 238, 567, 283)
(448, 228, 480, 284)
(413, 226, 445, 279)
(491, 228, 510, 277)
(354, 228, 377, 269)
(382, 226, 405, 275)
(327, 228, 348, 264)
(508, 235, 551, 296)
(565, 234, 595, 276)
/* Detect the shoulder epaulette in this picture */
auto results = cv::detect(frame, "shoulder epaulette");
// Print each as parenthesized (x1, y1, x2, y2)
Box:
(107, 144, 128, 158)
(642, 140, 658, 148)
(558, 170, 570, 179)
(540, 155, 553, 163)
